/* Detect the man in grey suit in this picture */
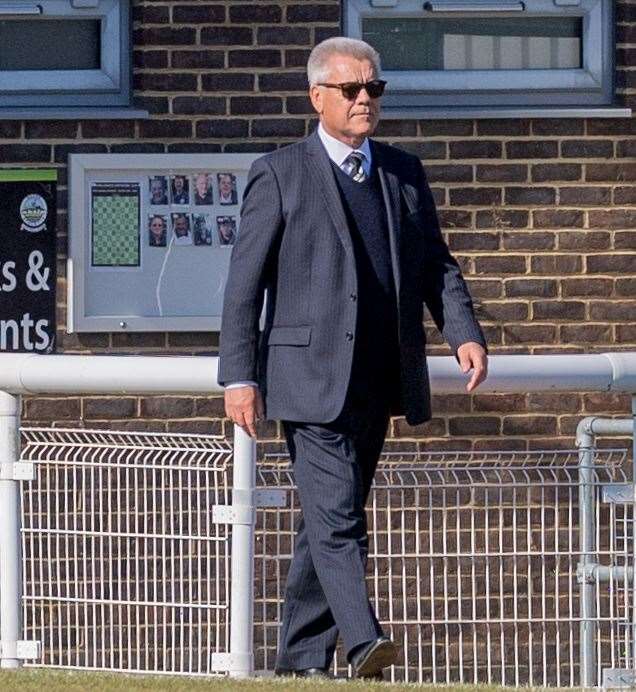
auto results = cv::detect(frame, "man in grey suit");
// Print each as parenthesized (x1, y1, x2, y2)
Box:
(218, 37, 488, 679)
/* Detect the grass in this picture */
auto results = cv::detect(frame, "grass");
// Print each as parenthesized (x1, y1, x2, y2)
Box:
(0, 669, 585, 692)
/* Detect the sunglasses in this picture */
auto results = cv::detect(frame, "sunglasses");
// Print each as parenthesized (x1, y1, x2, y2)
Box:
(317, 79, 387, 100)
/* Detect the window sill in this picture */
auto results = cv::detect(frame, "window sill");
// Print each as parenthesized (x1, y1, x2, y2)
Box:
(0, 107, 150, 120)
(381, 106, 633, 120)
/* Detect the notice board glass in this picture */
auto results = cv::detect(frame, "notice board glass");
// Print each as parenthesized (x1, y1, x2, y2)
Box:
(68, 153, 262, 332)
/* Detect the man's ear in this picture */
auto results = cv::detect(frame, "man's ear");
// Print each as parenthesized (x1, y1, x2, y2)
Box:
(309, 85, 323, 115)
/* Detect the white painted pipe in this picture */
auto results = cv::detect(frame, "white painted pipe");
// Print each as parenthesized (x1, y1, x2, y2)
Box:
(0, 392, 21, 668)
(228, 425, 256, 678)
(0, 352, 633, 396)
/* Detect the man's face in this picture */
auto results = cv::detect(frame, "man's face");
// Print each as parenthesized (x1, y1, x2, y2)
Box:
(219, 175, 232, 196)
(151, 180, 163, 200)
(174, 216, 188, 236)
(309, 54, 381, 147)
(219, 222, 232, 239)
(174, 176, 185, 193)
(196, 174, 208, 197)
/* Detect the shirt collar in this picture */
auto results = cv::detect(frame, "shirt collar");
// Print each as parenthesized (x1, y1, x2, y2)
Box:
(317, 122, 372, 171)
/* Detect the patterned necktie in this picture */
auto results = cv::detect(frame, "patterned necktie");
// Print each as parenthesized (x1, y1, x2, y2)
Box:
(342, 151, 367, 182)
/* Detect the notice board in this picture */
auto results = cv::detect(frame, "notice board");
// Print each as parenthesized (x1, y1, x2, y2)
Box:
(0, 169, 57, 352)
(68, 153, 262, 332)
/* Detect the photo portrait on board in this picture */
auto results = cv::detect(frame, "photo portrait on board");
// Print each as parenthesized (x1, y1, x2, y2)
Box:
(149, 176, 168, 205)
(170, 175, 190, 205)
(194, 173, 214, 205)
(171, 213, 193, 245)
(217, 173, 238, 205)
(217, 215, 236, 246)
(148, 214, 167, 247)
(193, 213, 213, 246)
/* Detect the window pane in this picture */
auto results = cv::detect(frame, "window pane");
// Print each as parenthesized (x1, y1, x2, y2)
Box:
(0, 20, 100, 70)
(362, 17, 582, 71)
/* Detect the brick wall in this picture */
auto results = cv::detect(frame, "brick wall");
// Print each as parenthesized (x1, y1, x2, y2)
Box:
(8, 0, 634, 452)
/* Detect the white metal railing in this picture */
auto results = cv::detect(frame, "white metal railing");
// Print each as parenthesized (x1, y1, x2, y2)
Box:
(0, 352, 634, 680)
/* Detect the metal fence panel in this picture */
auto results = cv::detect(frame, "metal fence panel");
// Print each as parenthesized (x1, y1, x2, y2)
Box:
(19, 427, 233, 676)
(254, 448, 630, 687)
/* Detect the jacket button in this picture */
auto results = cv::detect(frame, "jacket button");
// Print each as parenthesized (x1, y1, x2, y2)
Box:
(345, 331, 354, 341)
(350, 293, 357, 302)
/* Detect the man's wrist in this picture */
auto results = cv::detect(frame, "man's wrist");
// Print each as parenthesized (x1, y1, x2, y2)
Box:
(225, 380, 259, 389)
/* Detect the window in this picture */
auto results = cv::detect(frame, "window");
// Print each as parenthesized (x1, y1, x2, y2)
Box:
(0, 0, 131, 109)
(345, 0, 614, 112)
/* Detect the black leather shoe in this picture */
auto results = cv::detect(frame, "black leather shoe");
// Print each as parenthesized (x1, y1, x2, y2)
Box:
(274, 667, 331, 678)
(350, 636, 398, 678)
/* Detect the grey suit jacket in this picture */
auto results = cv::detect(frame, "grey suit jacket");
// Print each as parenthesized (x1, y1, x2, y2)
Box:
(218, 129, 487, 425)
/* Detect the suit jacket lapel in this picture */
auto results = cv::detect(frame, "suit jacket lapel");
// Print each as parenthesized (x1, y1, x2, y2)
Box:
(372, 139, 402, 300)
(304, 130, 353, 256)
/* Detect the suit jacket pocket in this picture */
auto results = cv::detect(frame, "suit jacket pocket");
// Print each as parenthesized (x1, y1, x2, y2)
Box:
(267, 325, 312, 346)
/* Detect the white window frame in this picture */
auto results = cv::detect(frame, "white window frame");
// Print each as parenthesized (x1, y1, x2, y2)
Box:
(345, 0, 615, 112)
(0, 0, 131, 109)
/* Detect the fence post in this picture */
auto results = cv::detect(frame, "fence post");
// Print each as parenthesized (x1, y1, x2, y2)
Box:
(0, 391, 22, 669)
(577, 419, 597, 688)
(229, 424, 256, 678)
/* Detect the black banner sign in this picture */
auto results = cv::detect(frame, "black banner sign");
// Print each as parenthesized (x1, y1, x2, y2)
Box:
(0, 170, 57, 353)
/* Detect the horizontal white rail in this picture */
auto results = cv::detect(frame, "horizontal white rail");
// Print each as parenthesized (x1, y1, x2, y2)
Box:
(0, 352, 634, 395)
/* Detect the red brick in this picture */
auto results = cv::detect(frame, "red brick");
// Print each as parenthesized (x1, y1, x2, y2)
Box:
(465, 279, 502, 299)
(448, 416, 500, 436)
(583, 392, 632, 413)
(134, 73, 197, 92)
(437, 210, 472, 228)
(202, 27, 253, 45)
(395, 141, 446, 160)
(449, 188, 502, 206)
(589, 301, 636, 321)
(616, 324, 636, 341)
(258, 72, 308, 91)
(588, 210, 636, 229)
(449, 141, 501, 158)
(502, 416, 557, 435)
(476, 301, 528, 321)
(558, 186, 611, 206)
(533, 209, 584, 228)
(257, 26, 310, 45)
(473, 393, 526, 412)
(230, 5, 281, 23)
(81, 121, 136, 138)
(286, 5, 340, 22)
(134, 27, 195, 46)
(532, 300, 585, 320)
(25, 121, 77, 139)
(140, 397, 194, 418)
(558, 232, 610, 251)
(530, 255, 582, 274)
(474, 255, 526, 274)
(504, 279, 557, 298)
(527, 392, 581, 413)
(505, 187, 555, 205)
(447, 232, 499, 251)
(561, 140, 614, 158)
(560, 324, 612, 343)
(477, 119, 529, 136)
(426, 165, 472, 183)
(502, 232, 555, 251)
(139, 120, 193, 138)
(420, 120, 473, 136)
(196, 120, 249, 138)
(476, 209, 528, 229)
(614, 231, 636, 250)
(587, 254, 635, 273)
(201, 73, 255, 92)
(506, 141, 558, 159)
(476, 165, 527, 183)
(83, 397, 137, 419)
(531, 119, 584, 136)
(614, 186, 636, 204)
(562, 278, 613, 297)
(586, 164, 636, 182)
(531, 164, 581, 182)
(503, 324, 557, 344)
(229, 49, 281, 68)
(230, 97, 282, 115)
(25, 397, 81, 420)
(393, 417, 447, 438)
(616, 278, 636, 296)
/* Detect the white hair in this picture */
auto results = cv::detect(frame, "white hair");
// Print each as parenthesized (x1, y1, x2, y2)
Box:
(307, 37, 381, 86)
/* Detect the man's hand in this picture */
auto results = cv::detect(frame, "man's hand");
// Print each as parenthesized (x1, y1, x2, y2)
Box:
(457, 341, 488, 393)
(225, 385, 265, 439)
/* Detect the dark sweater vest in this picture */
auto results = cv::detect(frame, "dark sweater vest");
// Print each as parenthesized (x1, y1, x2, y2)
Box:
(330, 161, 400, 401)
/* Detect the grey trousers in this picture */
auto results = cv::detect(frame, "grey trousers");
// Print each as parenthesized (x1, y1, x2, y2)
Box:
(275, 397, 390, 671)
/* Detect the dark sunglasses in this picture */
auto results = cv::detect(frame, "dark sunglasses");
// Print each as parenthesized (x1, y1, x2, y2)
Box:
(317, 79, 387, 100)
